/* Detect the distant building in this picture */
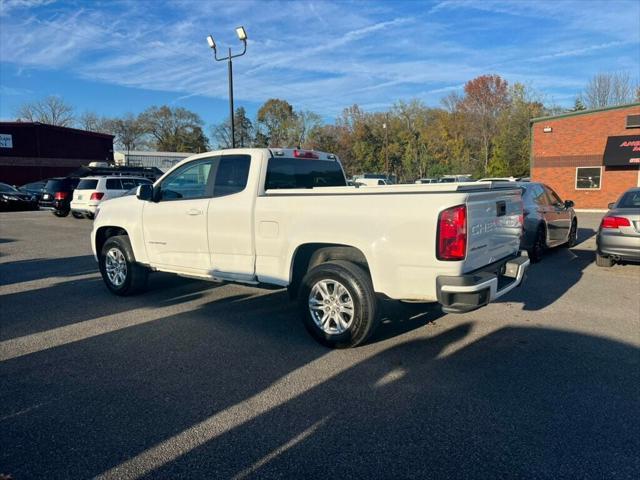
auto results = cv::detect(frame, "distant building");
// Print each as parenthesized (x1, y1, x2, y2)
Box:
(531, 103, 640, 209)
(0, 122, 114, 184)
(114, 150, 192, 171)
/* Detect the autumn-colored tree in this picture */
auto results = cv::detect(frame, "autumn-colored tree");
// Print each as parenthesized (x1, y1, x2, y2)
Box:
(459, 74, 510, 174)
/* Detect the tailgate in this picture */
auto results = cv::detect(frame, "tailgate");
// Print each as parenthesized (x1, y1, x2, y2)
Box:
(72, 189, 90, 206)
(465, 188, 523, 272)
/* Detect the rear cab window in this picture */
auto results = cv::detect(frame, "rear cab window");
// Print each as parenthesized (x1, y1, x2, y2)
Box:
(265, 158, 346, 190)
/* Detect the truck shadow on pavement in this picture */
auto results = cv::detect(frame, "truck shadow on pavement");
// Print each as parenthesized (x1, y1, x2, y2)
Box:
(139, 324, 639, 479)
(0, 255, 97, 286)
(498, 227, 597, 311)
(2, 286, 638, 479)
(0, 272, 216, 341)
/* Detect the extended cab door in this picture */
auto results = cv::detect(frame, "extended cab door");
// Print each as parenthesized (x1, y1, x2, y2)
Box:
(142, 157, 215, 274)
(207, 153, 256, 281)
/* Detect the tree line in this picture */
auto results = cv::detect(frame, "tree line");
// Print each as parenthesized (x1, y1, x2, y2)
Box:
(14, 71, 639, 180)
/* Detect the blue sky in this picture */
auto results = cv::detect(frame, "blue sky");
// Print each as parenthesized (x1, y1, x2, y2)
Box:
(1, 0, 639, 129)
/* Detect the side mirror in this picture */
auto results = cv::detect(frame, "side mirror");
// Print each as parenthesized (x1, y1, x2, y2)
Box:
(607, 202, 615, 209)
(564, 200, 574, 209)
(136, 183, 153, 201)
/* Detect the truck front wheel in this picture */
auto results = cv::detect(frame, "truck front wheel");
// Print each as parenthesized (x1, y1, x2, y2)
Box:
(99, 235, 148, 296)
(299, 260, 378, 348)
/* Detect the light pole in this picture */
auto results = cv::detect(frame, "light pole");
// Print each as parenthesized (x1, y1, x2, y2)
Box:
(207, 26, 248, 149)
(383, 115, 389, 177)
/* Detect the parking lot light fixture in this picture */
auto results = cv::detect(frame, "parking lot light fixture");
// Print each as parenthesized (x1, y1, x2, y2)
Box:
(235, 26, 247, 41)
(206, 35, 216, 50)
(207, 27, 248, 148)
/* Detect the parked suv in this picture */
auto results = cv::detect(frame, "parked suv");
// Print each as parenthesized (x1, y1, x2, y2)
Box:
(71, 176, 152, 219)
(519, 182, 577, 262)
(39, 177, 80, 217)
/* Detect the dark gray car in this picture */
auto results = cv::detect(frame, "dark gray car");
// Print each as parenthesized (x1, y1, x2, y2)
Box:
(519, 182, 577, 262)
(596, 187, 640, 267)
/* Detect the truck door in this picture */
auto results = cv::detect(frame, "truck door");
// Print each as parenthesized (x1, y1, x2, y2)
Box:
(142, 157, 215, 273)
(207, 153, 256, 281)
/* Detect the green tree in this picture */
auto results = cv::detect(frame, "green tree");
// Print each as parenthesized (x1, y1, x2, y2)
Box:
(139, 105, 208, 152)
(256, 99, 297, 147)
(211, 107, 255, 148)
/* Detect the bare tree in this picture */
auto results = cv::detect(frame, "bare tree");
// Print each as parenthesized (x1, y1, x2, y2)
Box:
(77, 111, 112, 134)
(16, 96, 75, 127)
(108, 114, 147, 152)
(582, 72, 636, 108)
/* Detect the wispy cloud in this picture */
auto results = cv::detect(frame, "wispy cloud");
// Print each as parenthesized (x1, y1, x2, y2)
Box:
(0, 0, 638, 119)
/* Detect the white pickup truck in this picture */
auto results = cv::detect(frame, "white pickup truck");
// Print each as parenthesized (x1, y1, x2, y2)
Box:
(91, 148, 529, 347)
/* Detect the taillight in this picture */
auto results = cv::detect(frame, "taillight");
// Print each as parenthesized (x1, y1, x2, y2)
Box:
(90, 192, 105, 201)
(437, 205, 467, 261)
(601, 216, 631, 229)
(54, 191, 68, 200)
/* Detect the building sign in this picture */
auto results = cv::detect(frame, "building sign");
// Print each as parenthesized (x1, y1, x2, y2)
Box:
(603, 135, 640, 166)
(0, 133, 12, 148)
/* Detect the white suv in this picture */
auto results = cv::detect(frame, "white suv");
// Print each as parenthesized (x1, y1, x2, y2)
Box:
(71, 176, 152, 219)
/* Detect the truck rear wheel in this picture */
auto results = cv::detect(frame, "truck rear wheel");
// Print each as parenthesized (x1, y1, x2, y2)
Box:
(299, 260, 378, 348)
(99, 235, 148, 295)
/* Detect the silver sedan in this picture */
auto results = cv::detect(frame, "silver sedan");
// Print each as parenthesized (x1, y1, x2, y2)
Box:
(596, 187, 640, 267)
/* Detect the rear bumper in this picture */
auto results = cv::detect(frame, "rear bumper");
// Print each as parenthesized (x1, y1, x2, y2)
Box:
(597, 232, 640, 261)
(70, 203, 97, 214)
(436, 253, 530, 313)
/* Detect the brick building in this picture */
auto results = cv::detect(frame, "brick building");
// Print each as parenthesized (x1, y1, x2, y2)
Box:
(531, 103, 640, 209)
(0, 122, 114, 185)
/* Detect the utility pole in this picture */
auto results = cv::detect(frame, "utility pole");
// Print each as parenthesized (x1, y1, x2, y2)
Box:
(383, 114, 389, 177)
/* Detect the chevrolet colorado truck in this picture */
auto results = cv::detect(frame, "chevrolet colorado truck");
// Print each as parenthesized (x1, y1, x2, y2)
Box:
(91, 148, 529, 348)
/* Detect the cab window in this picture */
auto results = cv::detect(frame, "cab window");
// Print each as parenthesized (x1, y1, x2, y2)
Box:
(213, 155, 251, 197)
(160, 159, 214, 200)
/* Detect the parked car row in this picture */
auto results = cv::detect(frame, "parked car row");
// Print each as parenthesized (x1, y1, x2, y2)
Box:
(0, 165, 164, 217)
(0, 182, 39, 211)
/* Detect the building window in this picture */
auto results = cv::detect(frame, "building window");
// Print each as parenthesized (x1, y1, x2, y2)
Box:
(575, 167, 602, 190)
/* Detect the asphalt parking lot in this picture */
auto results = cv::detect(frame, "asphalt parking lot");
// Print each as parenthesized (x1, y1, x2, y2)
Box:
(1, 210, 639, 479)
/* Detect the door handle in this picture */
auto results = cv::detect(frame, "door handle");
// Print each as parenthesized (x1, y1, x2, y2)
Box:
(186, 208, 203, 216)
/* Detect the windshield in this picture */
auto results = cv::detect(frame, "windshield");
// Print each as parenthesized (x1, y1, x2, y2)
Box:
(0, 183, 19, 193)
(617, 190, 640, 208)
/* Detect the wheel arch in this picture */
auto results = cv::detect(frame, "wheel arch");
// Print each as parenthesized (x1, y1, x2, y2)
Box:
(95, 226, 129, 256)
(288, 243, 371, 299)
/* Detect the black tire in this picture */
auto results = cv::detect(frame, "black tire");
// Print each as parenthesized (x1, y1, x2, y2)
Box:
(299, 260, 378, 348)
(527, 225, 547, 263)
(565, 218, 578, 248)
(53, 209, 69, 217)
(72, 211, 84, 219)
(596, 253, 614, 267)
(86, 213, 95, 220)
(99, 235, 148, 295)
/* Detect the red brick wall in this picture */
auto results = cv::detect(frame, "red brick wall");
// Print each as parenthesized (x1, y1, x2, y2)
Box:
(531, 104, 640, 209)
(532, 165, 639, 209)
